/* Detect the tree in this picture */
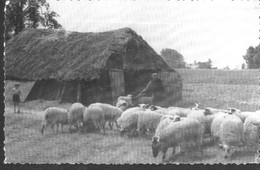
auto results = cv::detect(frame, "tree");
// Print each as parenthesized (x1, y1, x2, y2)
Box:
(223, 66, 230, 70)
(243, 44, 260, 69)
(5, 0, 62, 41)
(160, 48, 186, 68)
(241, 63, 246, 69)
(197, 59, 213, 69)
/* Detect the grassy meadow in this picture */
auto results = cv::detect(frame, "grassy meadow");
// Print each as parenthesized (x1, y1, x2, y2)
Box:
(176, 69, 260, 111)
(4, 69, 260, 163)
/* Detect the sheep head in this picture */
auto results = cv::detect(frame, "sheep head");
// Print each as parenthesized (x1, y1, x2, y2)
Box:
(218, 144, 235, 159)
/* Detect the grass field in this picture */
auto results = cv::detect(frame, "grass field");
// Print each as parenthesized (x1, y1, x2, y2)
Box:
(176, 69, 260, 111)
(4, 69, 260, 164)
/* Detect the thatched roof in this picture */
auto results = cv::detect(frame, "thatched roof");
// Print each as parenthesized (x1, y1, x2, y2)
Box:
(5, 27, 173, 81)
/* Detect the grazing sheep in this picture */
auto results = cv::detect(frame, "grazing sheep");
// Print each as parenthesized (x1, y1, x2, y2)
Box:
(155, 115, 182, 135)
(83, 106, 106, 134)
(89, 103, 123, 130)
(116, 100, 128, 111)
(227, 108, 241, 114)
(211, 112, 229, 143)
(234, 111, 258, 122)
(117, 107, 144, 137)
(219, 114, 244, 159)
(137, 110, 162, 136)
(41, 107, 69, 134)
(167, 107, 192, 117)
(187, 109, 215, 141)
(243, 113, 260, 151)
(152, 117, 204, 162)
(117, 94, 133, 108)
(205, 107, 229, 114)
(68, 103, 85, 133)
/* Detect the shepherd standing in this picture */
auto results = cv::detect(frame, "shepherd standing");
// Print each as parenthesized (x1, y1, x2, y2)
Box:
(136, 73, 165, 106)
(11, 83, 21, 113)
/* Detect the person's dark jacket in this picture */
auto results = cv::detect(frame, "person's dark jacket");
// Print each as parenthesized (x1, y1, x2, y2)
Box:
(138, 78, 165, 101)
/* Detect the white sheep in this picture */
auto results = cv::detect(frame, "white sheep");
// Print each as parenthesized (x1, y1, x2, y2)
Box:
(210, 112, 229, 143)
(117, 94, 133, 108)
(68, 103, 85, 133)
(117, 107, 144, 137)
(83, 106, 106, 134)
(154, 108, 169, 115)
(41, 107, 69, 134)
(152, 117, 204, 162)
(187, 109, 215, 141)
(137, 110, 162, 136)
(205, 107, 229, 114)
(219, 114, 244, 159)
(234, 111, 258, 122)
(243, 113, 260, 151)
(167, 107, 193, 117)
(227, 107, 241, 114)
(115, 99, 128, 111)
(89, 103, 123, 130)
(155, 115, 182, 135)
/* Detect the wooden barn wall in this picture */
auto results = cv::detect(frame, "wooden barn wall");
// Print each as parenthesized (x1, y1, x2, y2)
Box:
(159, 71, 182, 106)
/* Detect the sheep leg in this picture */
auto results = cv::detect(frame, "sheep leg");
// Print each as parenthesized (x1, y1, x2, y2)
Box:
(102, 120, 106, 134)
(161, 147, 168, 162)
(196, 137, 203, 155)
(93, 121, 100, 133)
(172, 147, 176, 155)
(41, 121, 47, 134)
(69, 119, 73, 133)
(115, 121, 120, 131)
(61, 124, 64, 133)
(51, 124, 55, 133)
(109, 121, 113, 130)
(56, 123, 59, 133)
(99, 120, 106, 134)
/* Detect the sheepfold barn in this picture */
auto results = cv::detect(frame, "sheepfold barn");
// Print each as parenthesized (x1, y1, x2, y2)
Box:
(5, 28, 182, 106)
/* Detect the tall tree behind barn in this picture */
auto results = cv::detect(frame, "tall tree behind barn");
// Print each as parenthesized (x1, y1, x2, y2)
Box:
(5, 28, 182, 106)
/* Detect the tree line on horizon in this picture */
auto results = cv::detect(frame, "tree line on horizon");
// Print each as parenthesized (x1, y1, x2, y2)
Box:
(161, 44, 260, 70)
(160, 48, 214, 69)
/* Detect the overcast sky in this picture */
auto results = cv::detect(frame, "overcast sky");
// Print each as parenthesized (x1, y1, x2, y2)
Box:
(48, 0, 259, 69)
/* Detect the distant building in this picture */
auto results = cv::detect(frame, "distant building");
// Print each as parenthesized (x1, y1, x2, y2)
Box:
(185, 63, 199, 69)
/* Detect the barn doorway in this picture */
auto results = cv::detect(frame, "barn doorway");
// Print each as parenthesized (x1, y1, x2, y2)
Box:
(109, 69, 125, 105)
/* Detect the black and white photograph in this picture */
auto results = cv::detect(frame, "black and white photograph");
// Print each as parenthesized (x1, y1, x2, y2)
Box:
(3, 0, 260, 164)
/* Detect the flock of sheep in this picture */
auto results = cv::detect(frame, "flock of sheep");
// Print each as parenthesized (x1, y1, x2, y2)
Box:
(40, 96, 260, 163)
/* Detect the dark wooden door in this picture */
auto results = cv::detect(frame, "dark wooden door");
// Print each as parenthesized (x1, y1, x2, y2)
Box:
(109, 69, 125, 105)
